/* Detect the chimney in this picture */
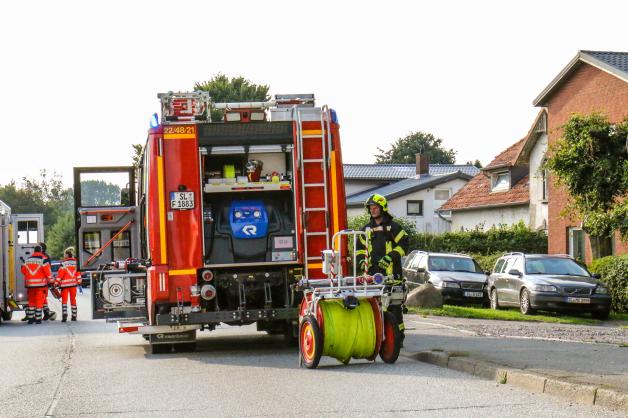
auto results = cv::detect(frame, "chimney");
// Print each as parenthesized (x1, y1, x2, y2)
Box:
(416, 153, 429, 175)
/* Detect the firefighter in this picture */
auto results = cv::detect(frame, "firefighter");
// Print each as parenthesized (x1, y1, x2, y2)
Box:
(55, 249, 81, 322)
(39, 242, 56, 321)
(21, 245, 52, 324)
(355, 194, 409, 344)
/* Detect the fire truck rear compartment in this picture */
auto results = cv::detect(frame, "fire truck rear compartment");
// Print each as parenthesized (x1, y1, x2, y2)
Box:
(204, 192, 295, 264)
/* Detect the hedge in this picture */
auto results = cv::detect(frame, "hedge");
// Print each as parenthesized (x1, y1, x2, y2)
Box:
(589, 255, 628, 313)
(348, 216, 547, 256)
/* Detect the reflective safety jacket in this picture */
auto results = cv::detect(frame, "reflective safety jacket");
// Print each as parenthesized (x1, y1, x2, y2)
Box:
(55, 257, 81, 288)
(21, 251, 53, 288)
(355, 213, 409, 278)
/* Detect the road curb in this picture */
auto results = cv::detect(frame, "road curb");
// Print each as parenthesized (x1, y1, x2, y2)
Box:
(409, 350, 627, 412)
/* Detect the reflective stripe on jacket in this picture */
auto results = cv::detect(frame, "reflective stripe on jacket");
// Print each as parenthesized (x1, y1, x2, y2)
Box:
(22, 252, 52, 288)
(55, 258, 81, 287)
(355, 214, 409, 278)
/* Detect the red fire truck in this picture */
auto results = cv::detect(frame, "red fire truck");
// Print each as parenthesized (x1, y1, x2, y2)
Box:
(74, 92, 348, 353)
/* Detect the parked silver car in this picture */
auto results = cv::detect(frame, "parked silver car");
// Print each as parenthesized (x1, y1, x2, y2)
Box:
(487, 253, 611, 319)
(402, 251, 489, 305)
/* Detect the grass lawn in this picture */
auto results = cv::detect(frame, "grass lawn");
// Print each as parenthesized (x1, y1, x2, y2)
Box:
(408, 305, 628, 326)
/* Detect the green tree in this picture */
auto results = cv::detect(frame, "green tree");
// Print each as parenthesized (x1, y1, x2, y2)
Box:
(0, 170, 72, 230)
(46, 212, 75, 258)
(195, 74, 270, 121)
(545, 113, 628, 258)
(80, 180, 121, 207)
(131, 144, 143, 168)
(466, 159, 483, 168)
(375, 131, 457, 164)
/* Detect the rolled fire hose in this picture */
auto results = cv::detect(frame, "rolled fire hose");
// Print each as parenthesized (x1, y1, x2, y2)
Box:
(319, 299, 377, 363)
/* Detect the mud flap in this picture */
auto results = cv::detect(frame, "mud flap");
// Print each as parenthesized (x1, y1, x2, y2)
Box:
(149, 330, 196, 345)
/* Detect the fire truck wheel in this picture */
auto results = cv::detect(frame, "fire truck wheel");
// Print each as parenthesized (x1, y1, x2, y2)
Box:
(150, 343, 172, 355)
(173, 342, 197, 353)
(299, 315, 322, 369)
(379, 311, 401, 364)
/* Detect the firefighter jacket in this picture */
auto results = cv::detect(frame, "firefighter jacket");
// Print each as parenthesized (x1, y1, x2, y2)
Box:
(355, 213, 409, 278)
(21, 251, 53, 288)
(55, 258, 81, 288)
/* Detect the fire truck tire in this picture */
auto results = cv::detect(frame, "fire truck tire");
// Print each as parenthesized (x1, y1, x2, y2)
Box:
(173, 342, 197, 353)
(150, 343, 172, 354)
(299, 315, 322, 369)
(379, 311, 401, 364)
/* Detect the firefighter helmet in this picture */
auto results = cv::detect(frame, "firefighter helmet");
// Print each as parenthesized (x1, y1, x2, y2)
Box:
(365, 194, 388, 213)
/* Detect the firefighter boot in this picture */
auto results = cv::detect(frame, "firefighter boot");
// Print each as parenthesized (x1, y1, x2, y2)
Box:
(61, 304, 67, 322)
(35, 308, 43, 324)
(43, 305, 51, 321)
(62, 314, 67, 322)
(26, 307, 35, 324)
(71, 305, 77, 321)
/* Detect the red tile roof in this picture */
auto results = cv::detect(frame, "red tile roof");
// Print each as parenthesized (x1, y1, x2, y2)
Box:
(483, 137, 527, 170)
(440, 173, 529, 211)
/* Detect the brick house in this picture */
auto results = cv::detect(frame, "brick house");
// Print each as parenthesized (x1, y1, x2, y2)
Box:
(533, 50, 628, 262)
(439, 110, 548, 232)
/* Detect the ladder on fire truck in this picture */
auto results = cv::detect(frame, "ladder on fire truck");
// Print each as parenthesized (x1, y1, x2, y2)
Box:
(295, 106, 333, 279)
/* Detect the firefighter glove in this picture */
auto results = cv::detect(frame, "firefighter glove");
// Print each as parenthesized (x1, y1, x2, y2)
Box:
(378, 255, 393, 269)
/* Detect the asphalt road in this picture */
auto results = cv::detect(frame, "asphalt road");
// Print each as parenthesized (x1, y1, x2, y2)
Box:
(0, 290, 624, 417)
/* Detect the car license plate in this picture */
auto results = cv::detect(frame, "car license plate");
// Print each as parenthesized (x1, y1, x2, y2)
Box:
(464, 291, 483, 298)
(567, 297, 590, 304)
(170, 192, 195, 210)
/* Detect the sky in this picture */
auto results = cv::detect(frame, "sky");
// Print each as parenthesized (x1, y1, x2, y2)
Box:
(0, 0, 626, 188)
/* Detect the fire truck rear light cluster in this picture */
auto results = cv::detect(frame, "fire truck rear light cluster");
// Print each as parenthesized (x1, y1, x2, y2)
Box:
(119, 325, 139, 333)
(190, 285, 201, 312)
(202, 270, 214, 282)
(201, 284, 216, 301)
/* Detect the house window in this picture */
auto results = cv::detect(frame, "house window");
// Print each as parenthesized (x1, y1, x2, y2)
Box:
(491, 172, 510, 191)
(407, 200, 423, 216)
(434, 189, 450, 200)
(568, 227, 585, 262)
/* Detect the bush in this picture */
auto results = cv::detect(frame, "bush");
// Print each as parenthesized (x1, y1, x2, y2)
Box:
(589, 255, 628, 313)
(472, 253, 502, 272)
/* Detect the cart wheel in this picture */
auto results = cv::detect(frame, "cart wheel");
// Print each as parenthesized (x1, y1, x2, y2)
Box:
(299, 315, 322, 369)
(379, 311, 401, 364)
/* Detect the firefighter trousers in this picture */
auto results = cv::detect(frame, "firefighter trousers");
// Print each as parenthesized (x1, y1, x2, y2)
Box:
(60, 287, 78, 320)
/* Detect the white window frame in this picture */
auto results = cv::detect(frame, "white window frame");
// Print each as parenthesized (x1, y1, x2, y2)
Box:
(491, 171, 510, 192)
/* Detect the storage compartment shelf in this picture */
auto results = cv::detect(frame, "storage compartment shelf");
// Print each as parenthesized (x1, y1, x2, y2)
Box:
(204, 181, 292, 193)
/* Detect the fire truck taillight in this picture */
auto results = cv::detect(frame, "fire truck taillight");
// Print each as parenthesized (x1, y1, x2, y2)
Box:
(201, 270, 214, 282)
(200, 284, 216, 301)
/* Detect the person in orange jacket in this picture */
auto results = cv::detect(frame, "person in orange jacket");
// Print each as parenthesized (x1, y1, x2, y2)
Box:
(21, 245, 53, 324)
(54, 249, 82, 322)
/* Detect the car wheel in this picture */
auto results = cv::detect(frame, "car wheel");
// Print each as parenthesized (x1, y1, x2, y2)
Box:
(592, 309, 610, 320)
(490, 288, 501, 310)
(519, 288, 536, 315)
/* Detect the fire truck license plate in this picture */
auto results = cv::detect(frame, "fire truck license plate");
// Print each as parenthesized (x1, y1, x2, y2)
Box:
(170, 192, 195, 210)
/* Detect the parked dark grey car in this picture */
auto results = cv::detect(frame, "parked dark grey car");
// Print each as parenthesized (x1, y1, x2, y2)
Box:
(487, 253, 611, 319)
(402, 251, 489, 305)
